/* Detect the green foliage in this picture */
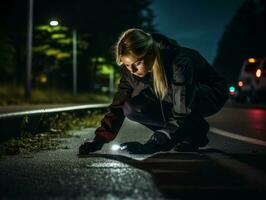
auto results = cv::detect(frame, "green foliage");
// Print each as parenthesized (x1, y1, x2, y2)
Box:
(32, 23, 89, 88)
(0, 31, 16, 82)
(98, 64, 114, 75)
(45, 48, 70, 59)
(33, 24, 72, 60)
(0, 111, 104, 157)
(36, 25, 68, 32)
(20, 115, 29, 136)
(0, 133, 61, 156)
(33, 44, 50, 52)
(51, 33, 66, 39)
(43, 111, 103, 132)
(2, 0, 155, 90)
(57, 38, 72, 45)
(34, 24, 89, 59)
(0, 84, 111, 105)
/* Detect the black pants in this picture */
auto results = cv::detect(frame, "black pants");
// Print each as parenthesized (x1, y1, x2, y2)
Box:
(122, 83, 228, 145)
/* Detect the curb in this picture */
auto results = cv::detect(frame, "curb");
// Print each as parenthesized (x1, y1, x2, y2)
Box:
(0, 104, 109, 142)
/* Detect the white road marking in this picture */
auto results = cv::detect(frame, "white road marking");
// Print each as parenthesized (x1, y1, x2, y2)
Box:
(210, 127, 266, 147)
(0, 103, 109, 119)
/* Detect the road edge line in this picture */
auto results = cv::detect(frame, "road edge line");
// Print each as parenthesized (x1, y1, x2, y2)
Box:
(210, 127, 266, 147)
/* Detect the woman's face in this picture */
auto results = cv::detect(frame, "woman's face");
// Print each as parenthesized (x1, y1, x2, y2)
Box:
(120, 55, 151, 77)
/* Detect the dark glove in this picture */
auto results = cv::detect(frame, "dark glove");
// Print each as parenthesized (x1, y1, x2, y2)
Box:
(120, 142, 146, 154)
(120, 131, 174, 154)
(78, 140, 105, 155)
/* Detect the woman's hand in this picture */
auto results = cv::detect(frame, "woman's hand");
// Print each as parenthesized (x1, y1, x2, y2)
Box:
(120, 142, 147, 154)
(120, 131, 174, 154)
(78, 140, 105, 155)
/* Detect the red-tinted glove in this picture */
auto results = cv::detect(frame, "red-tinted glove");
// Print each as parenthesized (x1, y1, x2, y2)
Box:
(94, 125, 116, 142)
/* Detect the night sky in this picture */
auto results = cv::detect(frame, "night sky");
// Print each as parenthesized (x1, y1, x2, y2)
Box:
(150, 0, 245, 63)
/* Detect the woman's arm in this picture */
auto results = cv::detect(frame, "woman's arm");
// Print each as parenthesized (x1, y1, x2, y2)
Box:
(94, 70, 133, 142)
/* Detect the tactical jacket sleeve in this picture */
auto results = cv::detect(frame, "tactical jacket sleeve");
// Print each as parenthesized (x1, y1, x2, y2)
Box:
(94, 68, 133, 142)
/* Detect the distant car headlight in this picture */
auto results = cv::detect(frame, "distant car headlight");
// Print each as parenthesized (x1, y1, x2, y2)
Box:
(256, 68, 262, 78)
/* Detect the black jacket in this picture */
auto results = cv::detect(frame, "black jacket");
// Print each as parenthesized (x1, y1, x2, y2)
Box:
(94, 34, 228, 142)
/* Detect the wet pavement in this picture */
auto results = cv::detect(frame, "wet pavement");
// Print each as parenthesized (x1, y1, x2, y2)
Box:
(0, 118, 266, 199)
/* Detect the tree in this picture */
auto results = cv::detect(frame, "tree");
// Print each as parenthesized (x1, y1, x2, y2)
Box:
(0, 31, 16, 83)
(0, 0, 27, 85)
(2, 0, 155, 91)
(32, 24, 89, 89)
(213, 0, 266, 84)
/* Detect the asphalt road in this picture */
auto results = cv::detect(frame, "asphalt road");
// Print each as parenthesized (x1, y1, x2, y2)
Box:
(0, 105, 266, 199)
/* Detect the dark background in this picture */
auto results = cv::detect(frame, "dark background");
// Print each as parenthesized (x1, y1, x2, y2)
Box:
(0, 0, 265, 93)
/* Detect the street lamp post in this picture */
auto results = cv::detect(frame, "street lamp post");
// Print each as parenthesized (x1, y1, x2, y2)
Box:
(72, 29, 77, 96)
(50, 20, 77, 95)
(25, 0, 34, 99)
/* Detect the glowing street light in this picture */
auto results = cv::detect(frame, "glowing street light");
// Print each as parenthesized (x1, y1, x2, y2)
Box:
(25, 0, 34, 99)
(49, 20, 59, 26)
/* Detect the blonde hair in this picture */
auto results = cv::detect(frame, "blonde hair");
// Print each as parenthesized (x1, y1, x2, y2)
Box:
(115, 28, 168, 100)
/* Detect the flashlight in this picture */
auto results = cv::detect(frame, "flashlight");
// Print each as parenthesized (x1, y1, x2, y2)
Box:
(111, 144, 121, 151)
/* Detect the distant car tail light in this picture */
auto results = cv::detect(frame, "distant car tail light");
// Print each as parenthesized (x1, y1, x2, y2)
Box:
(248, 58, 256, 63)
(238, 81, 244, 87)
(256, 68, 262, 78)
